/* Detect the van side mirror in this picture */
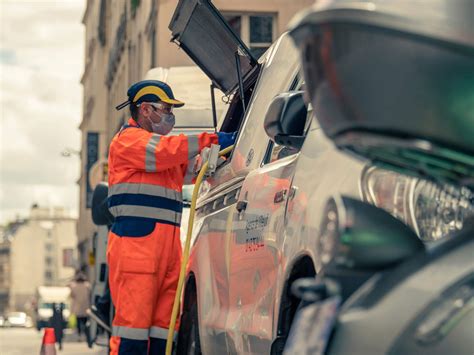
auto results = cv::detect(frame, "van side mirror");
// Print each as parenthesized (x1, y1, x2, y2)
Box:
(264, 91, 307, 150)
(91, 182, 114, 226)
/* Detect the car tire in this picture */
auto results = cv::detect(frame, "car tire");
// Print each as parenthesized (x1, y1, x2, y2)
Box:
(176, 297, 201, 355)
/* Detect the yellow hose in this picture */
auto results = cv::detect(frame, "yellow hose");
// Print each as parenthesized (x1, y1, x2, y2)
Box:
(166, 145, 234, 355)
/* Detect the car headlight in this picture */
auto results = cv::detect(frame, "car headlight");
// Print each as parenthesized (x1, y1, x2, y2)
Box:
(361, 166, 474, 242)
(413, 181, 474, 241)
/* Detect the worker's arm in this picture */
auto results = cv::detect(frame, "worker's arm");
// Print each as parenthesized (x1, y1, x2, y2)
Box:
(181, 132, 236, 183)
(182, 158, 197, 184)
(114, 129, 222, 172)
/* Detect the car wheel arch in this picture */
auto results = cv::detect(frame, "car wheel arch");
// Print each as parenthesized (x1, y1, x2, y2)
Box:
(182, 273, 198, 312)
(177, 273, 201, 354)
(272, 255, 316, 354)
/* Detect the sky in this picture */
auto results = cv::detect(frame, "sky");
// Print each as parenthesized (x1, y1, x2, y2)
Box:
(0, 0, 85, 224)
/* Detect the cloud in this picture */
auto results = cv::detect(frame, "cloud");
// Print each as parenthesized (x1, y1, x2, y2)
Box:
(0, 49, 16, 65)
(0, 0, 85, 224)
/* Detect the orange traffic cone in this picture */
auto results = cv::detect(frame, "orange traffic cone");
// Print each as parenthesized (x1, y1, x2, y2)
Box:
(40, 328, 57, 355)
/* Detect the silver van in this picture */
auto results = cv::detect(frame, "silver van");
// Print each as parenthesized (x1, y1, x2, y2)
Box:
(169, 1, 471, 353)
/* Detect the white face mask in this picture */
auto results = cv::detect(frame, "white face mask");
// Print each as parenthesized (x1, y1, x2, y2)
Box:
(148, 111, 175, 135)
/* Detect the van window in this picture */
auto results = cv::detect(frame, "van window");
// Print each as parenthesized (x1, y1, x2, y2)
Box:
(40, 302, 69, 309)
(228, 34, 301, 173)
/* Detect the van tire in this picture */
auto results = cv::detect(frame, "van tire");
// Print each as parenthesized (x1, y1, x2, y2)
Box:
(271, 299, 304, 355)
(176, 297, 201, 355)
(272, 258, 316, 354)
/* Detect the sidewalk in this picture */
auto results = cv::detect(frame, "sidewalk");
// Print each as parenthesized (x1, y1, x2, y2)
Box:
(0, 327, 108, 355)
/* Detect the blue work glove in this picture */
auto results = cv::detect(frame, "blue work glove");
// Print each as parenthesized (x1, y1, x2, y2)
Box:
(217, 131, 237, 150)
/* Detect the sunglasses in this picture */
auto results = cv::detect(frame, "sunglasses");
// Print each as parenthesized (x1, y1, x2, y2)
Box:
(148, 102, 173, 114)
(138, 102, 173, 113)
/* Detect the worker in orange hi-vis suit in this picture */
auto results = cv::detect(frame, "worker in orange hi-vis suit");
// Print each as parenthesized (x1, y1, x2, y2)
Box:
(107, 80, 236, 355)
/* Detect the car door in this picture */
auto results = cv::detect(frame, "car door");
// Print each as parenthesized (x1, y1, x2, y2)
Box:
(189, 35, 302, 355)
(226, 97, 310, 353)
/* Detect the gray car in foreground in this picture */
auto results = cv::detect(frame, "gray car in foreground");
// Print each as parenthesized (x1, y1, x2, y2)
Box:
(284, 1, 474, 354)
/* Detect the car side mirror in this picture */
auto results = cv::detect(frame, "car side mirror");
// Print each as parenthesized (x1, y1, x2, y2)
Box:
(264, 91, 307, 150)
(91, 182, 114, 226)
(317, 195, 425, 271)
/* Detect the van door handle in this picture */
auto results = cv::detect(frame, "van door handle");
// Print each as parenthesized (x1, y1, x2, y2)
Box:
(289, 186, 298, 200)
(236, 200, 248, 212)
(274, 189, 287, 204)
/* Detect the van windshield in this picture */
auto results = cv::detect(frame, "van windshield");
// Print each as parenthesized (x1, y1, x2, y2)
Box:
(40, 302, 68, 309)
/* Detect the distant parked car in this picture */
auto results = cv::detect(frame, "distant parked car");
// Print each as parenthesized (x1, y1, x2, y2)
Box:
(5, 312, 33, 328)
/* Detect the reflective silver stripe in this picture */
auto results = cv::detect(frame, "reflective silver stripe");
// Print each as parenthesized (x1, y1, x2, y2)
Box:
(109, 205, 181, 222)
(187, 135, 200, 161)
(109, 183, 182, 202)
(183, 173, 194, 184)
(149, 326, 177, 340)
(112, 326, 149, 340)
(183, 157, 197, 184)
(146, 135, 161, 172)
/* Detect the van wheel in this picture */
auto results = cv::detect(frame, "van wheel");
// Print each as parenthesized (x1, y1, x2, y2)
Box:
(176, 298, 201, 355)
(272, 257, 316, 355)
(271, 299, 304, 355)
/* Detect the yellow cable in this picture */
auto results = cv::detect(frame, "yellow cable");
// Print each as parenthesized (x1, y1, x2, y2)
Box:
(166, 145, 234, 355)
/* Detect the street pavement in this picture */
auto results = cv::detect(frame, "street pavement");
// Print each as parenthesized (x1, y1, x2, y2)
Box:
(0, 327, 108, 355)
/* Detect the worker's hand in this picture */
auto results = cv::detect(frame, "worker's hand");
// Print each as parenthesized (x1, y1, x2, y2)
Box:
(193, 147, 210, 173)
(217, 131, 237, 150)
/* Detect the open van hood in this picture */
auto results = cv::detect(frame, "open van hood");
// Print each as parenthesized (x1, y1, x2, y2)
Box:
(169, 0, 258, 95)
(290, 0, 474, 187)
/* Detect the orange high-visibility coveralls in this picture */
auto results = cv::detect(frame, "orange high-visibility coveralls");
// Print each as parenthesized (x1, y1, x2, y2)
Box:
(107, 118, 218, 354)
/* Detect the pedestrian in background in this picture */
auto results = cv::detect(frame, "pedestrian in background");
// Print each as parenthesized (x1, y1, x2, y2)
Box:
(69, 271, 91, 342)
(50, 302, 65, 350)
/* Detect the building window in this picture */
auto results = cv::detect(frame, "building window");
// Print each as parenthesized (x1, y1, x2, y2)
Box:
(98, 0, 107, 46)
(86, 132, 99, 208)
(249, 15, 274, 58)
(151, 29, 156, 68)
(45, 257, 53, 266)
(45, 243, 53, 252)
(138, 33, 143, 80)
(45, 271, 53, 280)
(223, 13, 275, 59)
(131, 0, 141, 17)
(62, 249, 74, 268)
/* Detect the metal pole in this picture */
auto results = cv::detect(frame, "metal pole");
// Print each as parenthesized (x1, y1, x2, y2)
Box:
(210, 83, 218, 132)
(235, 51, 246, 114)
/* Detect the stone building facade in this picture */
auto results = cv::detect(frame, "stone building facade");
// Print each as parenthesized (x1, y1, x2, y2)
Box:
(0, 206, 77, 313)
